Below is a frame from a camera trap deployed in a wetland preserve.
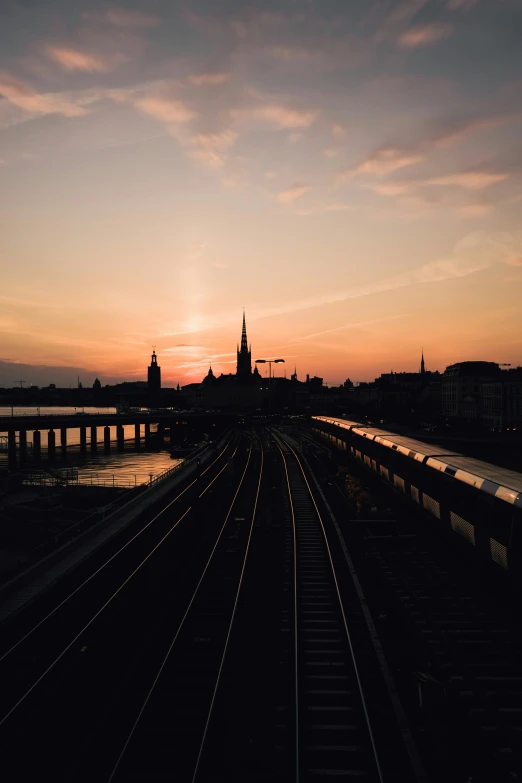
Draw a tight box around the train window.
[490,538,508,569]
[423,493,441,519]
[450,512,475,545]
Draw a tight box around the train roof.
[312,416,522,506]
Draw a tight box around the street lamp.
[255,358,285,447]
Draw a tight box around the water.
[0,407,181,485]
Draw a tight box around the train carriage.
[312,416,522,586]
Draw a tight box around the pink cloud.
[46,46,118,73]
[188,72,231,87]
[276,184,311,203]
[341,147,424,179]
[398,23,453,48]
[188,130,238,168]
[506,256,522,267]
[432,114,515,148]
[133,95,196,124]
[235,104,318,129]
[426,171,508,190]
[332,123,345,137]
[367,182,410,196]
[0,73,86,117]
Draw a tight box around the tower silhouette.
[236,310,252,382]
[148,350,161,402]
[420,349,425,375]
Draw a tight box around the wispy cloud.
[0,73,87,118]
[366,182,410,196]
[292,315,406,343]
[339,147,424,181]
[276,184,311,203]
[332,123,346,137]
[45,46,119,73]
[235,104,318,129]
[188,130,238,168]
[425,171,508,190]
[188,72,231,86]
[293,201,352,216]
[506,256,522,267]
[248,231,516,322]
[398,23,453,48]
[133,95,196,124]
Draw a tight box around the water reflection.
[0,407,183,485]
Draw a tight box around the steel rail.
[191,438,264,782]
[107,438,256,782]
[280,438,301,783]
[0,505,192,729]
[0,433,236,665]
[274,431,385,783]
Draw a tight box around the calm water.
[0,407,181,485]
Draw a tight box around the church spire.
[236,309,252,382]
[241,309,248,353]
[420,348,425,375]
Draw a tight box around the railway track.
[0,432,246,780]
[274,431,420,782]
[304,426,522,782]
[95,434,264,782]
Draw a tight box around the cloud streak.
[276,184,311,203]
[398,23,453,48]
[46,46,119,73]
[0,73,87,118]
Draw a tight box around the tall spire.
[420,348,425,375]
[236,309,252,382]
[241,309,248,353]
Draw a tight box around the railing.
[1,434,229,589]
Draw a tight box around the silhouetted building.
[147,350,161,403]
[93,378,101,390]
[236,310,252,383]
[442,361,501,422]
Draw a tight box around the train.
[311,416,522,585]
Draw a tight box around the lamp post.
[255,358,285,448]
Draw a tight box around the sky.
[1,0,521,388]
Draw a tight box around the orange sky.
[1,1,521,387]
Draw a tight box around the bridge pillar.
[80,426,87,453]
[48,429,56,459]
[157,423,165,442]
[134,423,140,449]
[144,422,151,444]
[19,429,27,462]
[7,430,17,471]
[104,426,111,451]
[90,426,97,451]
[170,425,177,443]
[33,430,41,460]
[60,427,67,451]
[117,424,125,450]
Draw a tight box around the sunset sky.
[1,0,521,387]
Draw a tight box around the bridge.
[0,411,232,468]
